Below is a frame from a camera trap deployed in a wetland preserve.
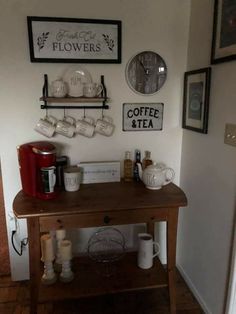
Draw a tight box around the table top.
[13,181,187,219]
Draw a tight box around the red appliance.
[17,141,57,200]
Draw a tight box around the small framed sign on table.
[27,16,121,63]
[123,103,164,131]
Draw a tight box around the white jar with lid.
[51,78,67,97]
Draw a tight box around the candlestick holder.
[59,239,74,283]
[59,259,74,283]
[40,234,57,285]
[54,229,66,273]
[41,260,57,285]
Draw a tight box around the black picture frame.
[211,0,236,64]
[27,16,122,63]
[182,67,211,134]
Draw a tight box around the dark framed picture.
[182,68,211,134]
[27,16,121,63]
[211,0,236,64]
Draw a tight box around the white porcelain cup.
[34,115,57,138]
[64,166,81,192]
[51,79,67,97]
[76,117,95,138]
[95,116,115,137]
[137,233,160,269]
[83,83,103,97]
[55,116,75,138]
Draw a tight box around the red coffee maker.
[17,141,57,200]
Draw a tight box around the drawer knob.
[104,215,111,224]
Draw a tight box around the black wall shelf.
[40,74,109,110]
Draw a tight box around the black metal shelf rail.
[40,74,109,110]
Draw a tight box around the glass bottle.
[142,151,153,169]
[133,149,142,181]
[124,151,133,182]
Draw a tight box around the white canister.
[63,166,81,192]
[137,233,160,269]
[51,79,67,98]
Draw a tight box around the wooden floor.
[0,269,204,314]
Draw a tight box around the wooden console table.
[13,181,187,314]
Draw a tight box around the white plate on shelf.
[63,67,93,97]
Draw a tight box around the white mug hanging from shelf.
[34,114,57,138]
[83,82,103,98]
[50,78,68,97]
[95,115,115,137]
[76,114,95,138]
[55,111,75,138]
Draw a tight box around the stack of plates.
[63,67,93,97]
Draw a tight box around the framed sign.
[182,67,211,134]
[211,0,236,64]
[123,103,164,131]
[27,16,121,63]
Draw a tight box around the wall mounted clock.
[125,51,167,95]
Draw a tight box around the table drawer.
[39,208,168,232]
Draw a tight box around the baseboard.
[177,263,212,314]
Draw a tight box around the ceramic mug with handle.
[76,117,95,138]
[137,233,160,269]
[95,116,115,137]
[55,116,75,138]
[34,115,57,138]
[83,83,103,97]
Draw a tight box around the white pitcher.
[137,233,160,269]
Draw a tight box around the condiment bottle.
[142,151,153,169]
[133,149,142,181]
[124,151,133,182]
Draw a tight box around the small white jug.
[137,233,160,269]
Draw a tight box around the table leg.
[147,221,155,237]
[167,208,179,314]
[27,217,41,314]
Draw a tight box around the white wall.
[0,0,190,280]
[178,1,236,314]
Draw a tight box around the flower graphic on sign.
[102,34,114,51]
[37,32,49,51]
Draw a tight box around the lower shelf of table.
[39,252,168,302]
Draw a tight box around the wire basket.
[87,227,126,275]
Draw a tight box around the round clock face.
[125,51,167,95]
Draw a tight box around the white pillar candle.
[41,234,54,262]
[59,240,72,261]
[56,229,66,241]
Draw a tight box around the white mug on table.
[137,233,160,269]
[64,166,81,192]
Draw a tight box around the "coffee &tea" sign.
[122,103,164,131]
